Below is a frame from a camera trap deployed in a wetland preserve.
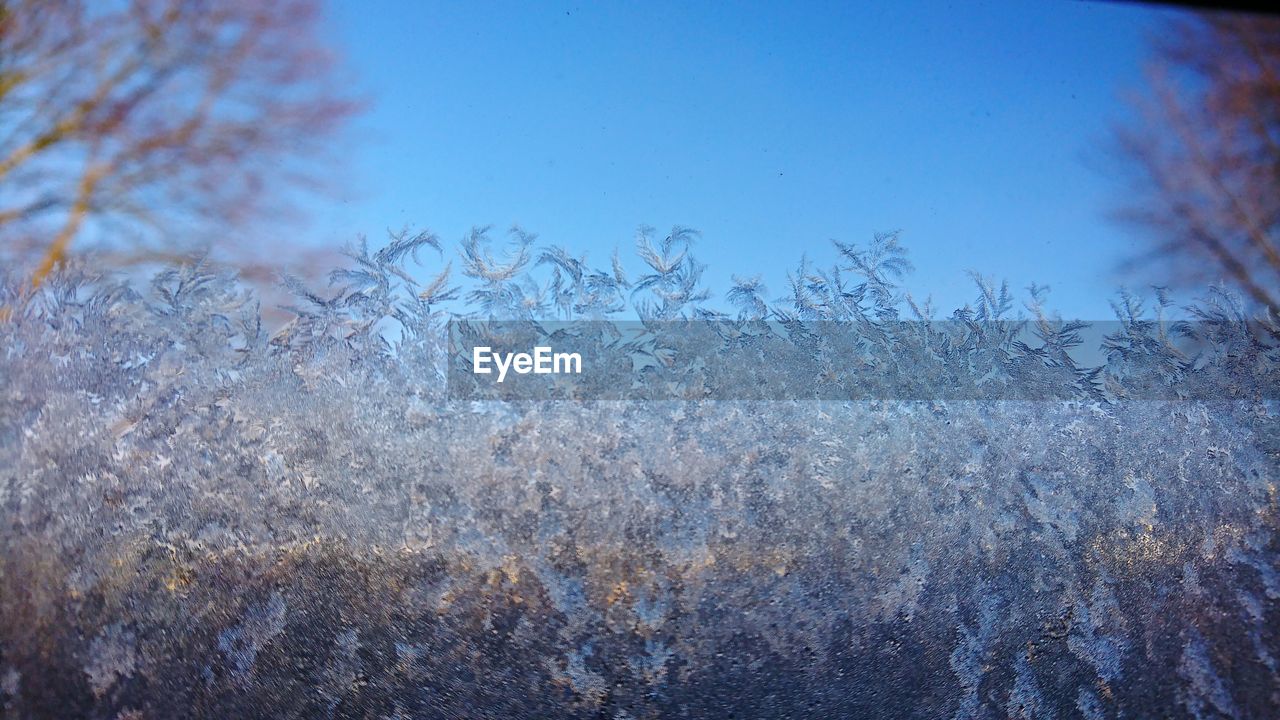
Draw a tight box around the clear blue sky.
[313,0,1188,318]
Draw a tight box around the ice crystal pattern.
[1,226,1278,718]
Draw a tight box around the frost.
[1067,573,1130,684]
[217,593,287,680]
[949,588,1000,720]
[1006,654,1050,720]
[1076,688,1105,720]
[0,230,1278,716]
[1180,628,1240,720]
[84,624,138,697]
[1,667,18,702]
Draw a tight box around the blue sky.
[314,0,1187,318]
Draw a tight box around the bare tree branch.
[1113,12,1280,310]
[0,0,360,290]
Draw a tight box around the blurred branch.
[1113,12,1280,310]
[0,0,361,292]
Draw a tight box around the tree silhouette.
[0,0,359,288]
[1114,11,1280,311]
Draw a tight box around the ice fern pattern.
[0,227,1278,718]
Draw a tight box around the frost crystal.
[0,232,1277,717]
